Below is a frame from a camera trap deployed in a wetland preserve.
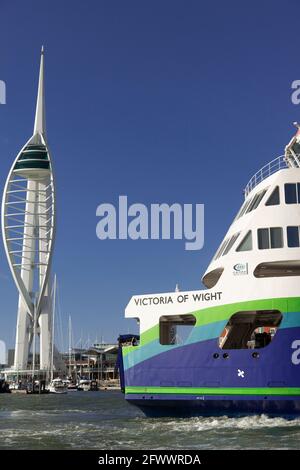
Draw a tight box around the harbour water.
[0,391,300,449]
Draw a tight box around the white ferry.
[118,124,300,416]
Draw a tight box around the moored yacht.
[77,379,92,391]
[119,124,300,416]
[48,378,68,394]
[64,379,78,391]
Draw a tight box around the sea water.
[0,391,299,450]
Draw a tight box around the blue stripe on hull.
[124,327,300,388]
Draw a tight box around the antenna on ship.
[175,284,180,292]
[285,122,300,168]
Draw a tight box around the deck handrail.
[244,155,288,197]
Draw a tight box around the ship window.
[240,198,253,217]
[202,267,224,288]
[246,189,267,213]
[246,195,259,213]
[258,227,283,249]
[234,196,253,221]
[223,232,240,256]
[219,239,230,257]
[287,226,300,247]
[285,183,300,204]
[234,200,247,221]
[271,227,283,248]
[236,231,252,252]
[159,314,196,345]
[234,203,244,221]
[214,243,223,260]
[219,310,282,350]
[254,261,300,277]
[214,238,229,260]
[266,186,280,206]
[239,198,252,217]
[257,228,269,249]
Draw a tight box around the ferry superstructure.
[119,125,300,415]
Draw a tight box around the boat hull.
[126,393,300,417]
[121,297,300,416]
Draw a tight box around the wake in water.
[0,393,300,450]
[152,414,300,431]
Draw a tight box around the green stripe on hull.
[125,386,300,396]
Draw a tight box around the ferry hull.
[126,394,300,417]
[123,326,300,387]
[121,298,300,416]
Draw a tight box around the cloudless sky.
[0,0,300,350]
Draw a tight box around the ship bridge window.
[219,310,282,350]
[214,238,228,260]
[266,186,280,206]
[239,198,252,217]
[246,189,267,213]
[159,314,196,345]
[285,183,300,204]
[214,232,240,260]
[234,189,268,222]
[234,198,252,221]
[258,227,283,249]
[287,226,300,247]
[222,232,240,256]
[236,230,252,252]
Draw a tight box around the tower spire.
[33,46,46,137]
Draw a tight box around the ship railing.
[244,155,288,197]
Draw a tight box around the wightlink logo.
[96,196,204,251]
[233,263,248,275]
[0,80,6,104]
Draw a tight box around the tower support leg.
[13,179,36,370]
[39,291,51,370]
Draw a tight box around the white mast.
[68,316,72,378]
[50,274,57,381]
[32,299,37,380]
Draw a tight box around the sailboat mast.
[68,315,72,378]
[31,299,37,381]
[50,274,57,381]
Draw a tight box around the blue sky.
[0,0,300,349]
